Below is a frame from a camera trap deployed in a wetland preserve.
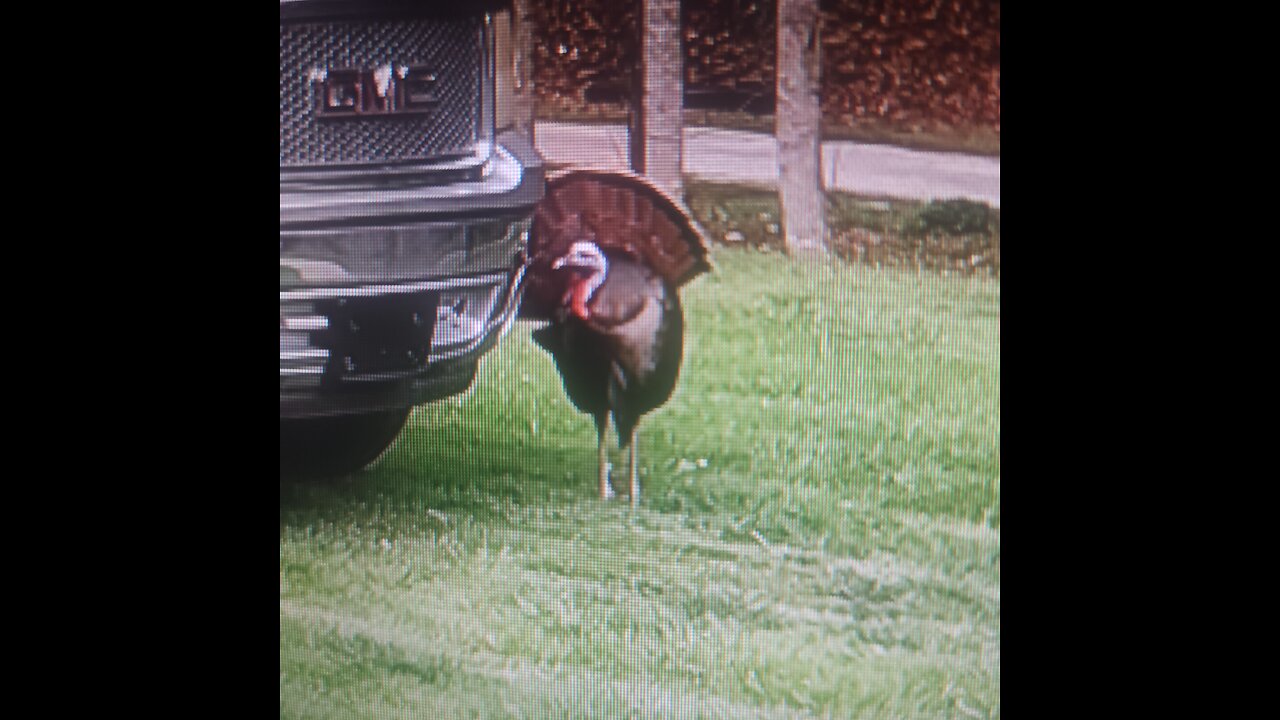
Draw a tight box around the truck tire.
[280,408,411,478]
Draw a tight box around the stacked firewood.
[531,0,1000,132]
[533,0,638,109]
[683,0,775,98]
[821,0,1000,130]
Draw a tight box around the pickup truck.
[280,0,543,475]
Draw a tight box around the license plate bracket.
[314,290,439,382]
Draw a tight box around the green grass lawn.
[280,247,1001,719]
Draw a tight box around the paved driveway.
[535,121,1001,208]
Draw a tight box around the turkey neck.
[569,257,609,320]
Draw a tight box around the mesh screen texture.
[280,16,484,166]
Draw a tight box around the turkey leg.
[628,427,640,506]
[596,413,615,500]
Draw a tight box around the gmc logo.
[310,64,439,117]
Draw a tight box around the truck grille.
[280,15,487,167]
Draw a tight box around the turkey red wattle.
[566,276,596,321]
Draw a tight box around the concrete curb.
[534,121,1001,208]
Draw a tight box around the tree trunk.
[776,0,825,257]
[511,0,537,143]
[629,0,684,198]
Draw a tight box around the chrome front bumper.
[279,261,527,419]
[281,262,527,376]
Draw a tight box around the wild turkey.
[523,170,711,503]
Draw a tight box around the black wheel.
[280,408,411,479]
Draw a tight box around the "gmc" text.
[311,64,439,117]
